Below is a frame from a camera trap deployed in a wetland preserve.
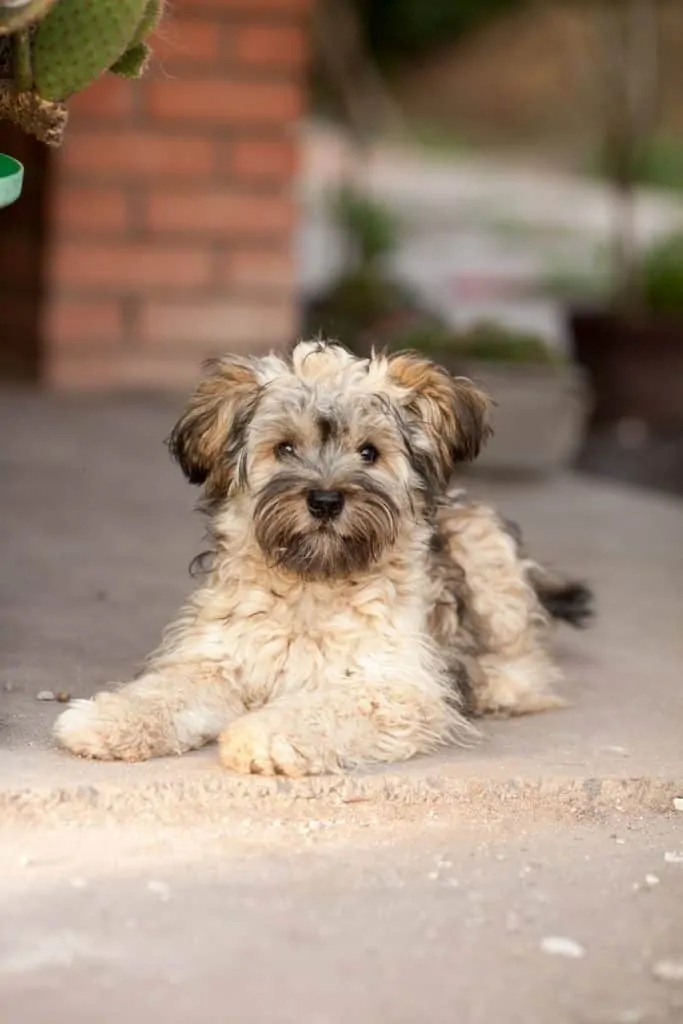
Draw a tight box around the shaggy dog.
[54,340,592,776]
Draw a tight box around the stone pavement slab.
[1,392,682,826]
[2,815,683,1024]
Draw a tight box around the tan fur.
[54,341,568,775]
[430,491,564,716]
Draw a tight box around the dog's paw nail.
[219,720,310,777]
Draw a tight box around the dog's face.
[168,341,491,579]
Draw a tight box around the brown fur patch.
[387,352,493,484]
[167,356,261,503]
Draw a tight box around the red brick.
[181,0,310,9]
[220,249,295,291]
[120,354,213,388]
[139,299,295,347]
[52,187,130,233]
[49,242,212,291]
[143,78,302,125]
[145,189,296,236]
[153,19,221,64]
[46,353,125,389]
[44,298,123,349]
[47,352,205,389]
[232,25,308,68]
[62,131,215,179]
[67,77,135,120]
[227,137,299,179]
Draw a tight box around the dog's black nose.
[307,489,345,520]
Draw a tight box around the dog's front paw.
[54,695,118,759]
[53,691,160,762]
[219,714,317,777]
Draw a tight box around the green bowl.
[0,154,24,209]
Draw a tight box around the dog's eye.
[358,444,379,464]
[275,441,296,459]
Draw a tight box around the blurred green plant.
[453,321,563,364]
[356,0,526,67]
[393,320,564,364]
[543,232,683,317]
[332,184,399,269]
[593,136,683,194]
[305,185,562,364]
[640,232,683,315]
[304,184,433,342]
[539,255,614,306]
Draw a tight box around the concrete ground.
[1,392,683,1022]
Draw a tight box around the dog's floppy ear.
[167,356,260,492]
[386,352,492,484]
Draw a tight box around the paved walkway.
[1,393,682,1022]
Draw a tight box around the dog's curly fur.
[54,340,593,775]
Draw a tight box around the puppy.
[54,340,592,775]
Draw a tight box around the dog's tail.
[527,564,595,629]
[497,513,595,628]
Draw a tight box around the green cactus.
[130,0,164,48]
[110,0,165,80]
[0,0,166,145]
[110,41,150,79]
[32,0,148,101]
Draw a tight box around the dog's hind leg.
[435,497,565,717]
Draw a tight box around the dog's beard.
[253,472,401,579]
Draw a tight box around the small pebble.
[652,958,683,982]
[664,851,683,864]
[55,691,71,703]
[36,690,55,702]
[18,854,32,867]
[614,838,626,846]
[673,797,683,812]
[645,873,660,887]
[147,879,171,902]
[540,936,586,959]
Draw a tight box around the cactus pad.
[33,0,148,101]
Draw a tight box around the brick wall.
[40,0,310,388]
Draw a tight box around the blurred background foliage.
[355,0,526,67]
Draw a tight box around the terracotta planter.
[451,360,592,475]
[568,309,683,431]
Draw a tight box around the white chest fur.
[167,537,433,708]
